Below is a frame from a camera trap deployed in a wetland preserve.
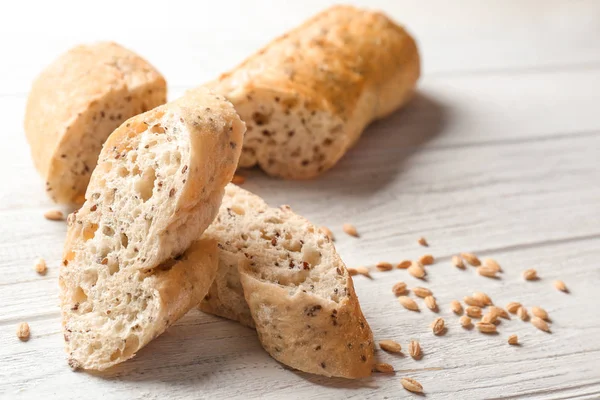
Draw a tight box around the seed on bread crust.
[379,339,402,353]
[342,223,359,237]
[44,209,64,221]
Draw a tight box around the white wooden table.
[1,1,599,398]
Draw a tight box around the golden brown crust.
[24,42,166,204]
[206,5,420,178]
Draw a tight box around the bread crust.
[24,42,166,204]
[200,184,374,378]
[205,5,420,178]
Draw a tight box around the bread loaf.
[25,42,166,204]
[200,184,374,378]
[204,5,420,179]
[60,89,245,370]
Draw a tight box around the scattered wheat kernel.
[17,322,30,341]
[506,302,522,314]
[554,280,568,292]
[418,237,428,247]
[461,252,481,266]
[477,266,498,278]
[398,296,419,311]
[408,262,426,279]
[517,306,529,321]
[34,258,47,275]
[424,295,438,311]
[342,223,359,237]
[320,226,334,241]
[408,340,422,359]
[464,296,485,307]
[231,174,246,185]
[460,315,472,327]
[419,254,434,265]
[523,269,538,280]
[531,306,549,321]
[392,281,408,296]
[473,291,493,306]
[489,306,510,319]
[376,261,393,271]
[450,300,463,314]
[412,287,432,298]
[379,340,402,353]
[431,317,445,335]
[44,209,64,221]
[466,306,482,318]
[374,362,395,373]
[476,322,497,333]
[355,266,370,277]
[397,260,412,269]
[508,334,519,345]
[452,255,465,269]
[347,268,358,276]
[481,313,498,324]
[401,377,423,393]
[531,316,551,332]
[482,258,502,273]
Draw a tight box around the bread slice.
[24,42,167,204]
[61,239,218,370]
[60,89,245,370]
[204,5,419,179]
[200,184,374,378]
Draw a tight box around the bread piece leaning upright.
[60,89,245,370]
[200,184,374,378]
[204,5,420,179]
[25,42,167,204]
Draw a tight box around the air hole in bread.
[109,349,122,362]
[282,239,302,252]
[241,233,249,240]
[302,246,321,266]
[265,216,282,224]
[150,124,165,134]
[252,112,270,126]
[82,269,98,287]
[135,167,156,202]
[117,166,129,177]
[230,205,245,215]
[120,233,129,248]
[83,223,98,241]
[122,335,139,359]
[132,165,141,176]
[102,225,115,237]
[72,286,87,304]
[108,261,119,276]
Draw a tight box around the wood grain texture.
[1,1,600,399]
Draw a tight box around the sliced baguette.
[61,239,218,370]
[25,42,167,204]
[200,184,374,378]
[60,89,245,370]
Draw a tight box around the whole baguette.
[25,42,166,204]
[204,5,420,179]
[200,184,374,378]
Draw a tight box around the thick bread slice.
[25,42,167,204]
[64,88,245,273]
[60,89,244,370]
[200,184,374,378]
[60,238,218,370]
[204,5,420,179]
